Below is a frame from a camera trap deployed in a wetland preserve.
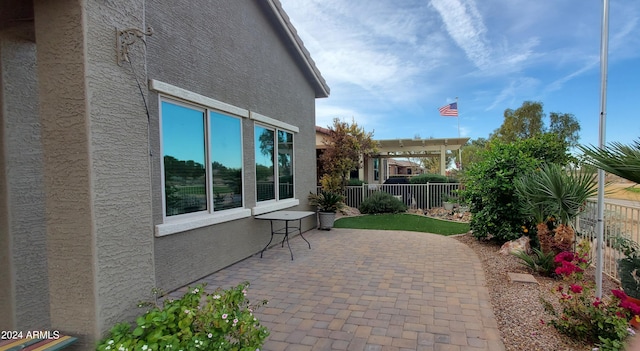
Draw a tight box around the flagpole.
[595,0,609,299]
[457,97,462,170]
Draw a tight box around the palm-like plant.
[515,172,555,253]
[544,164,598,252]
[580,140,640,184]
[516,163,598,253]
[308,191,345,213]
[581,140,640,298]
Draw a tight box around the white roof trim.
[265,0,329,98]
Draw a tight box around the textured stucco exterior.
[0,0,326,347]
[147,0,319,291]
[0,25,50,332]
[34,2,98,342]
[32,0,156,345]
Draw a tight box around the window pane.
[162,101,207,216]
[255,126,275,201]
[210,112,243,210]
[278,130,294,199]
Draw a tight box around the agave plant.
[516,163,598,253]
[512,247,557,276]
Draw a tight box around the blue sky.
[279,0,640,148]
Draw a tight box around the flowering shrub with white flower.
[96,282,268,351]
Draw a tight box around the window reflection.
[162,101,207,216]
[210,112,243,210]
[255,126,275,201]
[278,131,294,199]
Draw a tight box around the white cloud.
[279,0,640,146]
[486,77,539,111]
[544,59,598,93]
[430,0,491,69]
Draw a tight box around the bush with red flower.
[542,244,638,351]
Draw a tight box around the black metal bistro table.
[255,210,314,260]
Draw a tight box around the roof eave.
[262,0,330,98]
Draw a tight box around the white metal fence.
[576,199,640,281]
[323,183,462,210]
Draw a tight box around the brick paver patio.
[179,228,505,351]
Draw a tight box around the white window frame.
[151,80,251,237]
[250,112,299,215]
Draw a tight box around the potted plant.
[441,193,456,211]
[308,191,345,230]
[613,236,640,301]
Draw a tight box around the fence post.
[426,182,430,209]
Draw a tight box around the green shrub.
[461,135,570,242]
[359,192,407,214]
[347,178,364,186]
[461,141,538,241]
[96,282,269,351]
[409,173,449,184]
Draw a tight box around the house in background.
[315,127,467,183]
[0,0,328,347]
[387,159,425,178]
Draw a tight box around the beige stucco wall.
[34,0,155,346]
[146,0,319,292]
[0,24,51,331]
[34,2,97,341]
[84,0,156,334]
[1,0,323,346]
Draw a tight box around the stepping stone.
[507,272,539,284]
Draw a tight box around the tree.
[492,101,544,142]
[418,156,441,174]
[491,101,580,147]
[460,138,489,169]
[549,112,581,148]
[319,118,377,192]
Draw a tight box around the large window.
[374,158,380,181]
[162,99,243,218]
[278,130,294,200]
[255,125,294,202]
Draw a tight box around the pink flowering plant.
[96,282,269,351]
[541,244,637,350]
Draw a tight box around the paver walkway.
[180,229,505,351]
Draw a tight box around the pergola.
[366,137,469,181]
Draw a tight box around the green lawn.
[625,186,640,194]
[334,213,470,236]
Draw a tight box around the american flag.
[438,102,458,117]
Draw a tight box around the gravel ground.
[453,233,622,351]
